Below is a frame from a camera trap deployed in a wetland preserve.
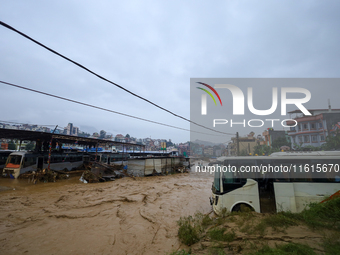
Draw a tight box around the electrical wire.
[0,20,233,136]
[0,80,234,137]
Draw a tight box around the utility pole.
[47,125,58,171]
[236,132,240,156]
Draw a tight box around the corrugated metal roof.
[0,128,143,148]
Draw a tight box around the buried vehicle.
[2,151,84,179]
[210,151,340,214]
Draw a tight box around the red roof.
[288,109,340,114]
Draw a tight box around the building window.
[320,135,325,141]
[319,122,323,129]
[290,127,295,131]
[303,123,308,130]
[304,135,310,143]
[311,135,317,142]
[310,123,316,130]
[298,136,303,144]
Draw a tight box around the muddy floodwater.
[0,167,213,255]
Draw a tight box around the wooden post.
[122,144,124,165]
[95,143,98,162]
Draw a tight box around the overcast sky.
[1,0,340,143]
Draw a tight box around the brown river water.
[0,166,213,255]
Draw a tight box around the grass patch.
[246,242,317,255]
[207,247,227,255]
[234,209,303,235]
[177,210,233,246]
[235,211,256,224]
[214,208,229,225]
[177,215,201,246]
[177,212,217,245]
[208,227,236,242]
[201,214,214,228]
[322,238,340,255]
[252,197,340,234]
[255,211,301,234]
[234,211,256,232]
[233,211,258,234]
[301,197,340,230]
[175,197,340,254]
[167,249,194,255]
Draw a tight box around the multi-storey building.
[64,123,79,136]
[228,132,258,156]
[287,108,340,149]
[202,146,212,156]
[115,134,125,142]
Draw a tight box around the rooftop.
[288,109,340,114]
[0,128,143,148]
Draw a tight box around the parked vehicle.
[2,151,84,178]
[211,151,340,214]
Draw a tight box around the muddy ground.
[0,167,331,255]
[0,168,212,255]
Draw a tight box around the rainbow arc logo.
[196,82,222,106]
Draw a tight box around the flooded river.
[0,167,213,255]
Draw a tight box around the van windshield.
[6,155,22,168]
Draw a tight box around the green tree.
[271,136,290,149]
[239,149,248,156]
[25,142,35,151]
[125,134,130,138]
[323,130,340,150]
[302,145,321,151]
[8,140,16,150]
[253,144,279,155]
[292,143,303,151]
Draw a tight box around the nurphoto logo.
[195,81,312,129]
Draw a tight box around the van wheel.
[232,204,254,212]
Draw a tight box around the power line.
[0,20,231,136]
[0,80,234,136]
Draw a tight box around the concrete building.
[262,128,288,147]
[178,142,190,156]
[64,123,79,136]
[115,134,125,142]
[287,108,340,149]
[203,146,213,156]
[228,132,258,156]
